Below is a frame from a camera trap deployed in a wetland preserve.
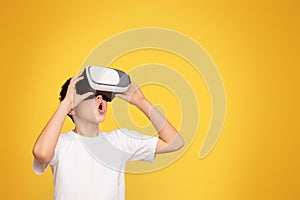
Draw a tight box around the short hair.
[59,78,74,123]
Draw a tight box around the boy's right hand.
[61,72,94,113]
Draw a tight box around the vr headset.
[76,66,131,102]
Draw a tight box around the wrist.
[59,100,72,115]
[135,98,152,111]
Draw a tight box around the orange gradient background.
[0,0,299,199]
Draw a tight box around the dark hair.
[59,78,74,123]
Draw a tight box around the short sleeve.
[118,128,159,163]
[32,135,62,175]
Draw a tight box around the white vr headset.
[76,66,131,102]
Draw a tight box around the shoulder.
[56,130,78,144]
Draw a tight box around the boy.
[32,71,184,200]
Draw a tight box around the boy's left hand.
[115,82,145,106]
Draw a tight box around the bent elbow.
[156,133,185,154]
[174,136,185,151]
[32,147,53,164]
[178,137,185,150]
[169,133,184,152]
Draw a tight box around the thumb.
[115,93,125,99]
[82,92,94,99]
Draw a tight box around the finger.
[115,94,123,98]
[75,76,84,83]
[82,92,94,99]
[70,74,84,86]
[71,72,83,82]
[119,91,128,96]
[128,84,138,92]
[130,81,138,88]
[115,94,126,100]
[74,71,83,78]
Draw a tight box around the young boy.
[32,71,184,200]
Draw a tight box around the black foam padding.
[114,68,131,87]
[75,68,94,95]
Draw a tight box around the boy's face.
[72,94,107,123]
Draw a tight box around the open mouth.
[98,102,105,114]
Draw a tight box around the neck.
[73,120,100,138]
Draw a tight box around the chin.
[98,118,106,123]
[96,114,106,123]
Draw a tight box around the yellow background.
[0,0,299,199]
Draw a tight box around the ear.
[68,109,75,116]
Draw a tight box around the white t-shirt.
[33,128,158,200]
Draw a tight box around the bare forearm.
[116,82,184,153]
[32,101,70,163]
[135,98,179,143]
